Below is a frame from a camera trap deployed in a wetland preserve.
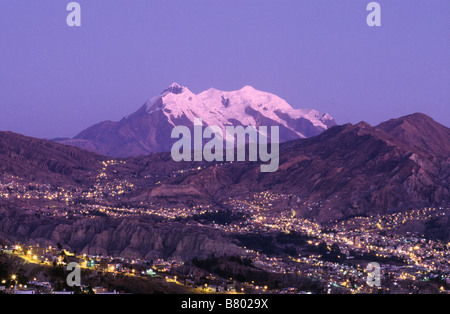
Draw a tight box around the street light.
[11,274,17,290]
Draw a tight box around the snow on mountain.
[145,83,206,123]
[144,83,335,138]
[57,83,336,157]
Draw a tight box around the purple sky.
[0,0,449,139]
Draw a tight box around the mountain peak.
[377,113,443,130]
[403,112,435,122]
[377,113,440,128]
[162,82,185,95]
[240,85,257,92]
[377,113,450,157]
[354,121,372,129]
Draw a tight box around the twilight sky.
[0,0,449,139]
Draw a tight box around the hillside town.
[1,186,448,294]
[1,160,449,294]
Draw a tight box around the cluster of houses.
[0,243,187,294]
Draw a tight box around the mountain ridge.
[147,113,449,221]
[0,131,105,185]
[1,113,448,221]
[0,113,448,258]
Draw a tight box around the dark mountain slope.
[151,114,449,221]
[0,131,105,185]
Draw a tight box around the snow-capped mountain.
[56,83,336,157]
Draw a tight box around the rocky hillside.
[0,204,244,260]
